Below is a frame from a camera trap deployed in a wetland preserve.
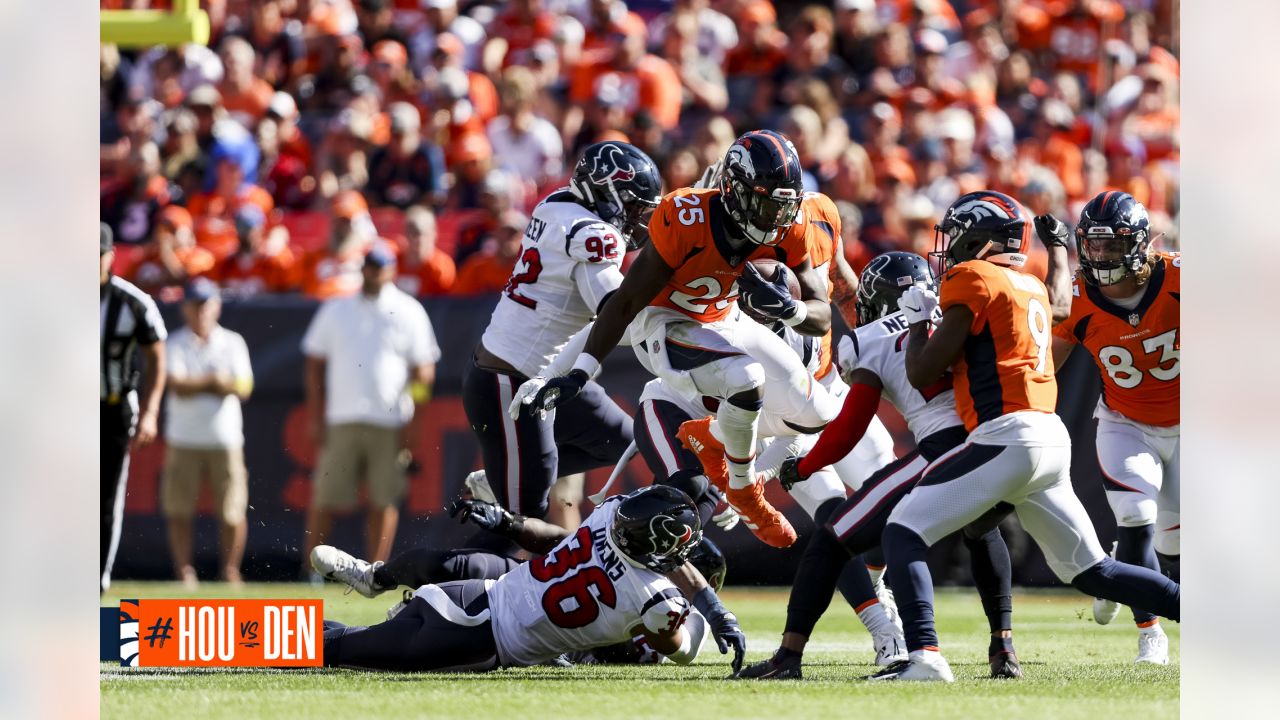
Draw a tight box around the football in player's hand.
[739,260,800,325]
[745,260,801,299]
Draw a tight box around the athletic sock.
[857,601,893,636]
[1115,525,1159,625]
[988,634,1016,657]
[883,523,938,652]
[866,564,886,588]
[713,400,760,489]
[963,526,1013,635]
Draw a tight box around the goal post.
[100,0,210,48]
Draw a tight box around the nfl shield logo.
[1128,312,1140,327]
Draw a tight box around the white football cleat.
[310,545,386,598]
[873,627,908,666]
[1135,625,1170,665]
[867,649,955,682]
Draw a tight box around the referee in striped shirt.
[100,223,167,593]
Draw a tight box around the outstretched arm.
[447,498,569,555]
[781,368,884,488]
[1033,214,1074,325]
[581,244,674,363]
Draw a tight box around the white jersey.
[487,498,692,667]
[836,310,963,441]
[480,190,627,378]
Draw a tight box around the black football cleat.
[989,650,1023,679]
[864,658,911,680]
[734,649,803,680]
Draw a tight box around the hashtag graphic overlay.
[144,616,174,649]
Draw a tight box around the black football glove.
[1033,214,1071,248]
[692,587,747,674]
[737,264,799,323]
[447,497,519,536]
[532,369,589,413]
[778,456,809,492]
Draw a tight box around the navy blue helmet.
[718,129,805,246]
[1075,190,1153,286]
[933,190,1031,271]
[856,251,934,326]
[611,485,702,575]
[569,142,663,250]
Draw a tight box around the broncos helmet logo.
[586,143,637,185]
[724,144,756,180]
[648,514,694,557]
[946,197,1014,230]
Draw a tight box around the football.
[746,259,801,299]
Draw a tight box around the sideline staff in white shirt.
[162,278,254,587]
[301,246,441,568]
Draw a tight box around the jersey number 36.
[529,526,618,629]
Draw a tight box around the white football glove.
[897,286,939,325]
[712,506,740,531]
[508,376,549,420]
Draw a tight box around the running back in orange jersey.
[647,187,811,323]
[938,259,1058,431]
[1054,253,1180,427]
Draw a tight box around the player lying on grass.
[318,485,748,672]
[313,491,729,665]
[736,251,1022,681]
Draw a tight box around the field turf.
[101,582,1178,720]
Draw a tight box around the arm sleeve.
[640,588,691,637]
[797,381,882,478]
[938,265,990,334]
[300,301,333,358]
[1052,281,1082,343]
[573,262,624,314]
[541,322,594,378]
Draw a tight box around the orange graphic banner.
[129,599,323,667]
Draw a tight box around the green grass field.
[101,582,1177,720]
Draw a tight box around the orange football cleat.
[677,417,797,549]
[678,417,730,493]
[724,481,797,549]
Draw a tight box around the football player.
[463,142,661,520]
[527,130,841,549]
[738,252,1021,680]
[871,191,1180,681]
[1038,191,1181,664]
[321,485,748,672]
[311,493,729,666]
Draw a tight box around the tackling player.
[528,130,840,549]
[463,142,661,520]
[1039,191,1181,664]
[738,252,1021,680]
[872,191,1180,681]
[321,485,747,672]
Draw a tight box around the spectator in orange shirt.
[368,39,420,110]
[214,205,300,298]
[488,0,559,69]
[446,133,497,211]
[566,12,682,144]
[1024,99,1085,200]
[452,210,527,297]
[188,153,275,262]
[394,206,456,298]
[301,190,382,300]
[1124,64,1179,162]
[127,206,217,296]
[217,36,275,127]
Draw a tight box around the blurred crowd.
[101,0,1180,300]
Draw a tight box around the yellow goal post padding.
[100,0,210,48]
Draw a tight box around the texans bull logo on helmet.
[587,143,639,185]
[649,515,695,557]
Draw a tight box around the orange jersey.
[939,260,1059,431]
[782,192,842,380]
[648,187,809,325]
[1054,253,1180,427]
